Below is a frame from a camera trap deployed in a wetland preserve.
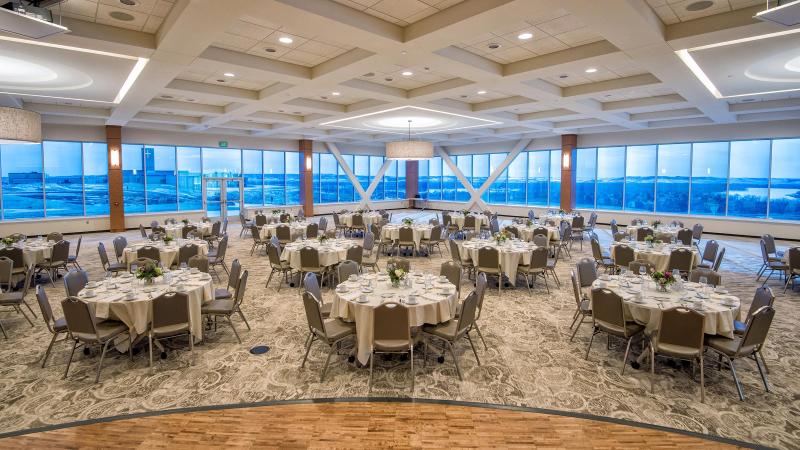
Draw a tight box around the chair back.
[747,287,774,323]
[570,270,583,308]
[303,272,322,300]
[0,256,11,288]
[36,285,55,330]
[692,223,703,240]
[255,214,267,226]
[588,212,598,228]
[477,246,499,270]
[50,240,70,263]
[306,223,319,238]
[280,213,290,223]
[178,243,199,265]
[739,306,775,353]
[429,225,443,243]
[227,259,241,291]
[788,247,800,272]
[610,221,618,235]
[139,224,148,238]
[352,214,364,227]
[656,307,705,353]
[590,238,604,262]
[398,226,414,243]
[318,217,328,231]
[0,246,23,270]
[591,288,626,330]
[221,219,228,234]
[363,232,375,252]
[137,245,161,262]
[332,213,341,226]
[463,215,476,230]
[576,257,597,287]
[449,240,463,264]
[346,245,363,264]
[713,247,726,271]
[112,236,127,260]
[762,234,777,254]
[636,227,654,241]
[676,228,693,245]
[489,218,500,234]
[505,226,519,239]
[614,244,635,269]
[571,216,584,229]
[533,227,548,237]
[233,270,248,309]
[667,248,694,273]
[276,225,291,242]
[131,257,156,272]
[302,292,326,337]
[628,259,655,275]
[181,225,197,239]
[456,291,479,335]
[611,231,626,242]
[387,257,410,272]
[299,246,321,269]
[47,232,63,242]
[188,255,209,272]
[215,235,228,261]
[759,239,771,264]
[530,246,548,270]
[338,260,359,283]
[211,221,221,237]
[151,226,166,236]
[267,242,283,267]
[373,301,410,348]
[442,213,452,227]
[64,270,89,297]
[532,234,548,248]
[688,268,721,286]
[151,292,190,331]
[73,236,82,257]
[61,296,97,339]
[528,209,536,220]
[97,242,112,269]
[439,261,461,289]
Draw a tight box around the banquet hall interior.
[0,0,799,448]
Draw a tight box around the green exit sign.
[219,140,228,148]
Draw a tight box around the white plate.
[356,297,370,303]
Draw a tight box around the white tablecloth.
[259,222,308,240]
[626,225,679,241]
[281,239,357,270]
[341,213,382,227]
[450,213,488,232]
[163,222,212,239]
[331,271,457,364]
[380,224,433,247]
[518,225,560,242]
[12,242,53,266]
[458,239,539,280]
[81,270,214,343]
[590,275,741,338]
[123,239,209,269]
[610,242,699,273]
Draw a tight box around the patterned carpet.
[0,211,797,449]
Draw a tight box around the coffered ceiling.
[2,0,796,146]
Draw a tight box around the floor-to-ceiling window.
[369,156,384,201]
[319,153,338,204]
[769,138,800,221]
[575,148,596,209]
[455,155,471,202]
[655,144,690,214]
[549,150,561,207]
[507,152,527,205]
[144,145,178,212]
[83,142,109,216]
[177,146,202,211]
[242,150,263,207]
[284,152,300,205]
[264,150,286,206]
[418,159,429,198]
[625,145,656,212]
[527,150,550,206]
[122,144,146,214]
[487,153,508,204]
[596,146,625,210]
[728,140,769,219]
[44,141,83,217]
[690,142,728,217]
[383,160,398,200]
[338,154,355,202]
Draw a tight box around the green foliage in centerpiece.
[317,235,328,243]
[525,219,533,227]
[135,262,163,283]
[181,219,189,225]
[402,217,414,226]
[493,230,510,245]
[1,236,14,247]
[461,209,471,215]
[651,271,676,287]
[386,264,406,286]
[163,235,174,244]
[644,235,654,243]
[652,220,662,228]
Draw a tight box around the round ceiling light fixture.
[331,91,341,96]
[477,90,487,94]
[686,1,714,11]
[109,11,135,21]
[0,107,41,144]
[278,36,294,44]
[518,32,533,40]
[385,120,433,161]
[585,67,598,73]
[223,72,235,77]
[401,70,413,76]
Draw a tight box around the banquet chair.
[630,218,642,226]
[137,245,161,264]
[255,214,267,227]
[275,224,292,245]
[249,225,268,256]
[420,225,445,257]
[613,244,635,274]
[370,301,414,392]
[758,239,788,284]
[130,257,157,273]
[439,261,462,300]
[202,270,250,343]
[98,242,126,277]
[299,247,329,290]
[476,246,502,294]
[112,236,127,263]
[239,213,252,237]
[762,234,784,261]
[46,232,63,242]
[655,232,674,243]
[570,216,585,248]
[332,213,346,237]
[735,287,774,336]
[300,292,355,382]
[670,220,685,228]
[545,244,562,287]
[350,214,366,236]
[613,232,628,242]
[36,285,68,367]
[68,236,83,270]
[533,234,548,249]
[783,247,800,293]
[505,226,520,239]
[697,239,719,269]
[533,227,549,238]
[489,218,500,236]
[345,245,363,269]
[422,290,481,382]
[609,220,618,236]
[181,225,197,239]
[208,235,230,278]
[449,240,474,280]
[266,243,293,291]
[575,258,597,300]
[628,259,656,276]
[0,246,26,277]
[528,209,536,221]
[61,296,130,383]
[706,306,774,401]
[139,224,148,239]
[149,292,193,368]
[386,257,410,273]
[676,228,693,246]
[558,222,572,259]
[280,213,291,223]
[569,270,593,342]
[635,227,654,242]
[151,226,166,237]
[205,221,222,248]
[318,217,328,234]
[667,248,694,275]
[519,246,549,295]
[586,288,644,375]
[37,240,70,287]
[0,259,34,334]
[187,255,209,273]
[591,239,615,273]
[177,243,199,268]
[692,223,704,249]
[362,232,380,272]
[649,307,706,402]
[688,268,721,287]
[337,260,359,286]
[713,247,726,271]
[213,258,240,301]
[395,226,416,257]
[462,215,476,239]
[303,272,331,318]
[306,222,319,239]
[472,273,489,350]
[63,269,89,297]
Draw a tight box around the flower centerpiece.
[135,261,163,285]
[651,271,676,292]
[1,236,14,247]
[402,217,414,226]
[558,209,566,215]
[356,208,367,214]
[493,230,509,245]
[461,209,471,216]
[525,219,533,227]
[181,219,189,225]
[386,264,406,288]
[271,209,282,215]
[652,220,662,229]
[163,235,174,245]
[317,235,328,243]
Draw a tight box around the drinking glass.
[639,266,646,278]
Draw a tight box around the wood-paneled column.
[560,134,577,212]
[298,139,314,217]
[106,125,125,232]
[405,160,419,207]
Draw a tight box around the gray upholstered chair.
[667,248,695,275]
[337,260,359,286]
[628,259,655,276]
[518,246,548,294]
[586,288,644,374]
[149,292,193,367]
[734,287,774,336]
[649,307,706,402]
[300,246,329,290]
[697,240,719,268]
[215,259,240,300]
[569,270,592,342]
[266,244,292,290]
[136,245,161,264]
[439,261,462,300]
[36,285,68,367]
[688,268,721,287]
[613,244,635,273]
[476,246,502,294]
[369,301,414,392]
[112,236,127,262]
[303,272,331,319]
[422,290,481,381]
[63,269,89,298]
[676,228,693,246]
[386,257,410,273]
[300,291,355,382]
[98,242,126,277]
[201,270,250,343]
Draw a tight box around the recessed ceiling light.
[559,74,569,79]
[585,67,598,73]
[385,77,394,82]
[265,47,276,53]
[278,36,293,44]
[518,32,533,40]
[487,42,501,49]
[477,90,487,94]
[216,79,225,83]
[109,11,135,21]
[401,71,413,76]
[332,91,341,96]
[686,0,713,11]
[223,72,235,77]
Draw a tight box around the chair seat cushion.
[324,318,354,340]
[373,338,411,352]
[108,262,126,271]
[652,337,702,359]
[706,335,757,357]
[74,320,127,342]
[202,299,234,315]
[0,291,23,304]
[423,320,458,340]
[478,267,501,275]
[152,322,190,337]
[53,316,68,332]
[596,319,643,337]
[214,288,232,300]
[697,263,712,269]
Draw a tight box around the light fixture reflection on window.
[110,148,120,168]
[562,152,570,170]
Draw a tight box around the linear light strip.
[0,35,140,60]
[319,105,501,127]
[675,49,722,99]
[113,57,149,104]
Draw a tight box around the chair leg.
[41,332,59,368]
[64,340,78,379]
[475,324,488,350]
[95,340,111,383]
[368,352,374,393]
[754,352,770,392]
[757,349,770,374]
[226,316,242,343]
[238,309,251,330]
[621,337,632,375]
[585,328,596,360]
[17,305,34,327]
[148,334,153,367]
[320,341,336,382]
[699,354,705,403]
[650,344,656,394]
[447,340,463,381]
[570,316,584,342]
[22,299,36,319]
[265,270,274,288]
[727,355,745,401]
[301,333,314,368]
[466,332,481,366]
[410,346,414,393]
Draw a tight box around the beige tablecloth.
[341,213,382,227]
[259,223,308,240]
[450,213,488,232]
[610,242,699,273]
[163,222,212,239]
[589,275,740,338]
[458,239,540,280]
[627,225,679,241]
[81,270,214,343]
[281,239,356,270]
[518,226,560,242]
[380,225,433,247]
[123,239,209,269]
[331,271,457,364]
[15,242,53,266]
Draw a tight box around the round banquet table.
[626,225,679,241]
[609,242,699,273]
[449,213,488,232]
[541,213,576,224]
[331,271,458,364]
[517,225,560,242]
[79,269,214,346]
[458,238,540,281]
[259,222,308,240]
[253,212,283,224]
[10,241,54,266]
[589,274,741,338]
[163,222,212,239]
[123,238,209,269]
[380,224,433,248]
[340,213,382,227]
[280,238,357,270]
